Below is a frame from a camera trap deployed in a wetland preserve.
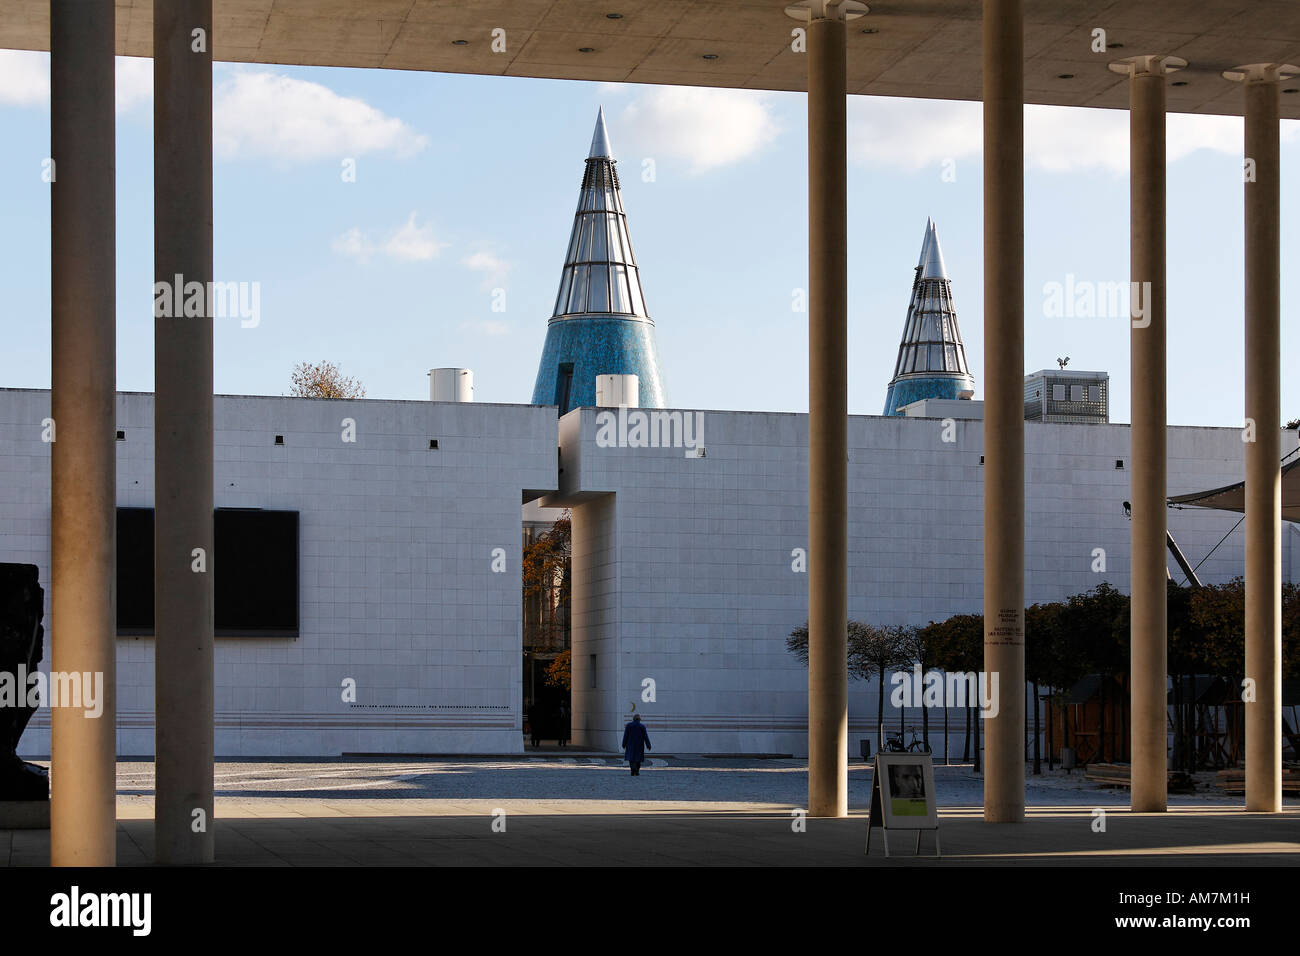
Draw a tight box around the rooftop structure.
[1024,368,1111,424]
[531,108,666,415]
[882,219,975,415]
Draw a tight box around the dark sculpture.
[0,563,49,801]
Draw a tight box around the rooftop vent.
[429,368,474,403]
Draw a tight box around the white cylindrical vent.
[596,373,638,408]
[429,368,474,402]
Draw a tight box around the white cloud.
[848,96,1300,175]
[331,227,373,262]
[619,86,782,173]
[385,212,446,261]
[0,51,150,114]
[460,249,511,289]
[1026,107,1268,173]
[114,56,151,114]
[214,70,428,161]
[0,50,48,107]
[332,212,447,264]
[460,318,509,336]
[1024,105,1128,173]
[849,96,983,170]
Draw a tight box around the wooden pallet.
[1084,763,1196,793]
[1216,767,1300,795]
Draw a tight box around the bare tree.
[289,360,366,399]
[787,620,908,750]
[855,623,910,750]
[897,624,935,752]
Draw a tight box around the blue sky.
[1,49,1297,425]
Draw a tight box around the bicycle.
[883,729,932,754]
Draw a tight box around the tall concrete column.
[982,0,1025,823]
[49,0,117,867]
[1110,54,1185,814]
[788,0,863,817]
[806,6,848,819]
[1225,62,1295,813]
[154,0,215,863]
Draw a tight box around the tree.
[855,623,910,748]
[897,624,936,752]
[1024,602,1064,774]
[1167,580,1202,772]
[523,514,571,653]
[1057,582,1129,762]
[289,360,366,399]
[786,619,908,748]
[1282,582,1300,679]
[544,649,571,691]
[1188,578,1245,678]
[924,613,983,766]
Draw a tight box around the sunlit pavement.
[3,758,1297,866]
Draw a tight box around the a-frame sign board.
[865,752,941,858]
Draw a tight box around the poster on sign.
[881,754,936,826]
[866,753,940,857]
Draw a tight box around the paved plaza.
[4,757,1297,867]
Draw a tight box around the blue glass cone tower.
[531,108,666,415]
[882,218,975,415]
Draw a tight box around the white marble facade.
[3,389,555,757]
[546,407,1291,756]
[1,388,1286,757]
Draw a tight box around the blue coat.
[622,720,651,763]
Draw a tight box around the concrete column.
[806,8,848,819]
[1225,62,1295,812]
[1111,54,1184,814]
[49,0,117,868]
[154,0,215,863]
[786,0,861,817]
[982,0,1025,823]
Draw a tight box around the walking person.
[557,701,570,748]
[622,713,651,775]
[528,704,542,749]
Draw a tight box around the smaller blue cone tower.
[531,108,666,415]
[882,218,975,415]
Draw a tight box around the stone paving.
[3,757,1298,866]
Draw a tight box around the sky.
[1,49,1298,426]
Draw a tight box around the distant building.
[531,108,666,416]
[882,219,976,415]
[1024,368,1110,423]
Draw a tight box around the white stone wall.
[549,406,1287,757]
[1,389,556,757]
[2,387,1287,759]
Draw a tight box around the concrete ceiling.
[4,1,1300,118]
